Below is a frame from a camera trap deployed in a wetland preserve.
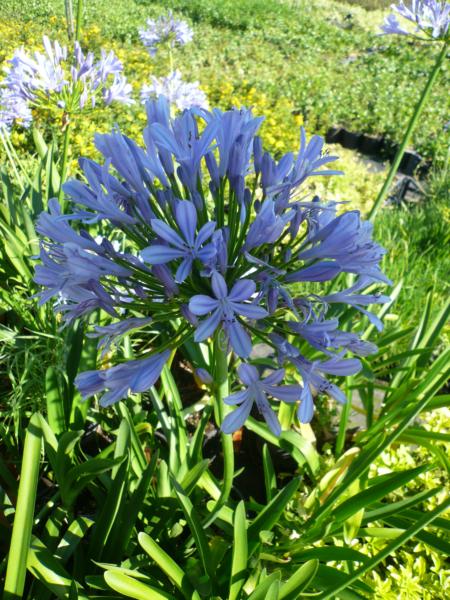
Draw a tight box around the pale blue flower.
[141,71,207,111]
[381,1,450,39]
[139,11,193,57]
[75,350,171,406]
[189,273,268,357]
[222,364,302,435]
[141,201,216,282]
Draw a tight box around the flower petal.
[263,384,302,403]
[224,389,250,405]
[228,278,256,302]
[227,320,252,358]
[298,386,314,423]
[261,369,285,385]
[238,363,259,385]
[211,271,228,299]
[175,256,193,283]
[221,398,253,434]
[141,245,184,264]
[196,221,216,247]
[176,201,197,246]
[151,218,185,248]
[194,308,222,341]
[230,301,268,320]
[189,295,219,315]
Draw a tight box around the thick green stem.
[75,0,83,41]
[204,332,234,526]
[58,120,71,206]
[4,414,42,600]
[213,332,234,501]
[368,42,448,221]
[64,0,74,40]
[335,375,353,457]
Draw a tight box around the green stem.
[64,0,74,40]
[368,42,448,221]
[75,0,83,41]
[168,43,174,73]
[4,414,42,600]
[58,120,72,206]
[205,332,234,524]
[335,375,353,457]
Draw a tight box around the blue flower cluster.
[381,1,450,39]
[140,70,207,111]
[139,10,193,57]
[0,36,132,129]
[35,96,391,434]
[139,11,206,112]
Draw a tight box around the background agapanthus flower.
[140,70,207,111]
[35,95,391,431]
[139,10,193,57]
[381,1,450,39]
[0,35,132,129]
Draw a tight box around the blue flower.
[75,350,171,407]
[139,11,193,57]
[0,35,132,128]
[222,364,302,436]
[381,1,450,40]
[87,317,152,357]
[141,200,216,282]
[34,96,391,425]
[141,71,207,111]
[297,211,391,285]
[189,273,268,357]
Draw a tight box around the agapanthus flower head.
[139,11,193,57]
[141,71,207,111]
[0,35,133,129]
[35,96,390,432]
[381,1,450,39]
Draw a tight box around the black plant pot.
[399,151,422,176]
[381,138,399,161]
[417,160,431,177]
[325,126,343,144]
[359,134,383,157]
[341,129,361,150]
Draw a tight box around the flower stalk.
[369,41,448,220]
[75,0,83,41]
[213,331,234,508]
[58,118,72,205]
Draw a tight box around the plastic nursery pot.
[417,160,431,178]
[340,128,362,150]
[359,134,383,157]
[399,151,422,176]
[325,126,343,144]
[380,138,399,161]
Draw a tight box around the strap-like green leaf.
[4,413,42,600]
[331,464,429,522]
[279,559,319,599]
[229,500,248,600]
[247,478,300,557]
[104,569,176,600]
[138,532,200,599]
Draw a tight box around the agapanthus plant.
[0,35,132,129]
[35,96,390,437]
[139,10,193,57]
[381,1,450,40]
[370,1,449,218]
